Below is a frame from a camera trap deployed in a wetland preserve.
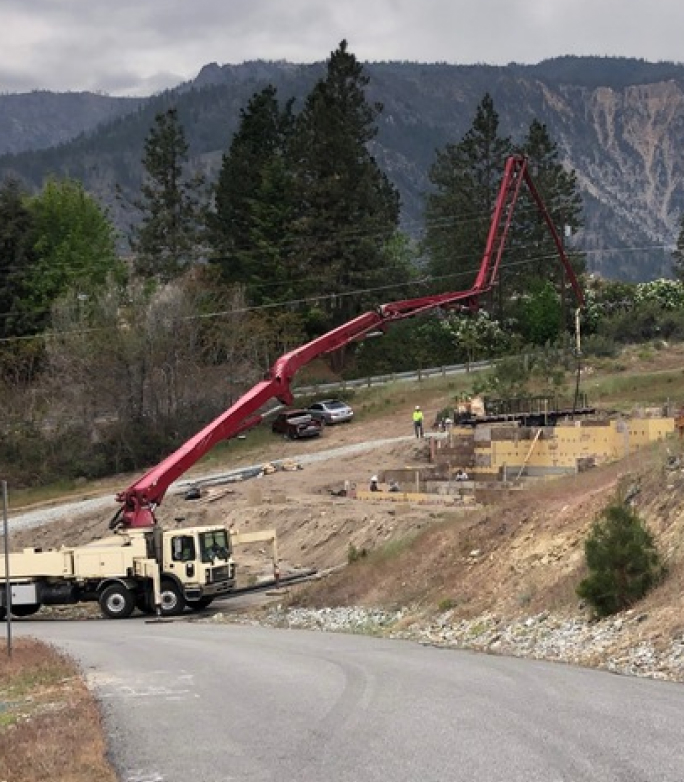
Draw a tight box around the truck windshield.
[199,530,230,563]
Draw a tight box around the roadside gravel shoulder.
[204,604,684,684]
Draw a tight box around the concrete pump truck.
[0,155,583,620]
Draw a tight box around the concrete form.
[431,415,674,483]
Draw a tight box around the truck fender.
[96,577,140,595]
[160,572,183,591]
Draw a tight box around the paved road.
[14,618,684,782]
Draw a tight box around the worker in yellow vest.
[413,405,424,438]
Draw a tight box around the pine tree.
[131,108,207,281]
[577,501,665,618]
[289,40,404,328]
[424,94,513,291]
[208,86,296,304]
[0,178,38,338]
[517,119,585,286]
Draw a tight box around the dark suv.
[271,410,323,440]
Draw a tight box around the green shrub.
[577,501,665,618]
[347,543,368,564]
[581,333,619,358]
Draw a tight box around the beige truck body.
[1,525,238,620]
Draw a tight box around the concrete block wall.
[472,417,674,479]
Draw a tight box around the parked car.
[308,399,354,425]
[271,409,323,440]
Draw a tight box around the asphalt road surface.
[13,618,684,782]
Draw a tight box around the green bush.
[581,333,619,358]
[577,501,665,618]
[347,543,368,564]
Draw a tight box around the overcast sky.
[3,0,683,96]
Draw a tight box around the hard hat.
[415,405,421,410]
[371,475,378,482]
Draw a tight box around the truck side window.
[171,535,196,562]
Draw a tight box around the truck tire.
[11,604,41,617]
[188,596,214,612]
[99,584,135,619]
[159,579,186,617]
[135,592,155,615]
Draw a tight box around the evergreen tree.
[672,212,684,281]
[0,178,37,338]
[208,86,296,304]
[424,94,513,291]
[131,108,207,281]
[289,40,404,329]
[517,119,585,288]
[577,500,665,618]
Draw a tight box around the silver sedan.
[308,399,354,424]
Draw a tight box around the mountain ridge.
[1,56,683,281]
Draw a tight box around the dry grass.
[0,638,117,782]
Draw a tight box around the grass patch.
[368,534,417,564]
[0,638,117,782]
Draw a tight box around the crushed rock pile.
[207,605,684,683]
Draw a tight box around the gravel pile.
[216,605,684,683]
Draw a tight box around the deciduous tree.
[27,177,122,327]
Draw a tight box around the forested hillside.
[1,56,684,280]
[0,91,144,155]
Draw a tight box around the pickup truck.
[271,409,323,439]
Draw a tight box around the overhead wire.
[0,245,646,345]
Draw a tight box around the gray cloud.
[1,0,683,96]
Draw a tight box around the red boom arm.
[114,155,583,528]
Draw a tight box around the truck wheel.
[11,604,41,617]
[159,580,186,616]
[99,584,135,619]
[188,596,214,612]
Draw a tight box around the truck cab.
[159,525,236,614]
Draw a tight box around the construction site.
[353,395,674,509]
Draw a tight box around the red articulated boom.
[113,155,583,530]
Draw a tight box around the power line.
[0,247,620,345]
